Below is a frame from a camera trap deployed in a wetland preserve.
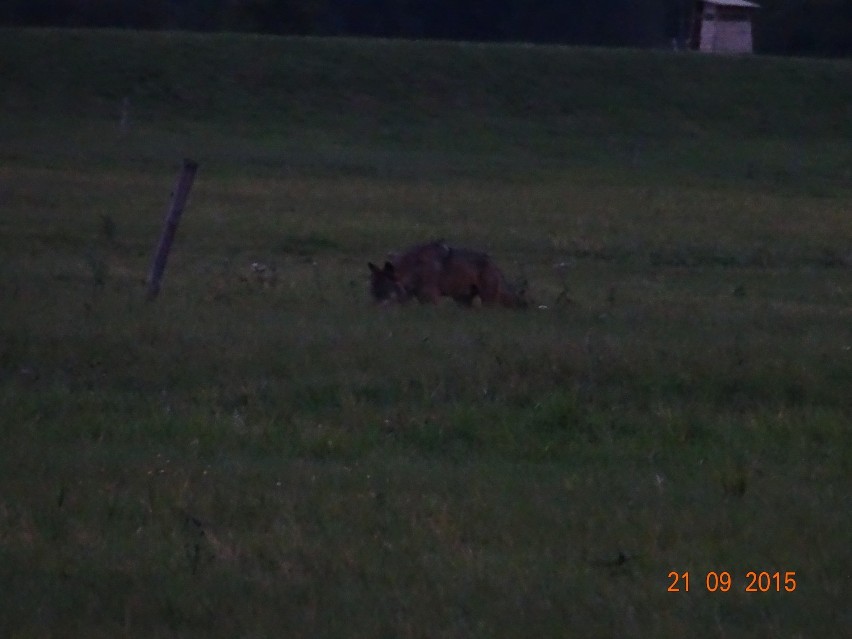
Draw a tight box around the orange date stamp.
[668,571,797,593]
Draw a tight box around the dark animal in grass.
[368,240,450,303]
[368,241,529,308]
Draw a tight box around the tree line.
[2,0,849,57]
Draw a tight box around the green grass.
[1,28,851,637]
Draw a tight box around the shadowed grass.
[1,28,850,638]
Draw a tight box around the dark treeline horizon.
[1,0,850,58]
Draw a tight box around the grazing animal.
[368,241,529,308]
[369,240,450,303]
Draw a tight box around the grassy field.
[1,28,850,637]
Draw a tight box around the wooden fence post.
[146,159,198,300]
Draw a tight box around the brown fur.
[368,241,529,308]
[369,241,448,304]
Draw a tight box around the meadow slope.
[1,29,850,637]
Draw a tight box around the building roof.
[703,0,760,8]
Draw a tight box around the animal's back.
[392,241,450,302]
[440,248,528,308]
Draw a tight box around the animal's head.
[368,261,409,303]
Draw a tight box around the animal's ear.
[368,262,381,274]
[383,261,395,275]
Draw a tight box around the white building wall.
[699,18,717,52]
[700,18,753,53]
[715,19,753,53]
[696,1,755,54]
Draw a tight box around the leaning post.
[146,158,198,300]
